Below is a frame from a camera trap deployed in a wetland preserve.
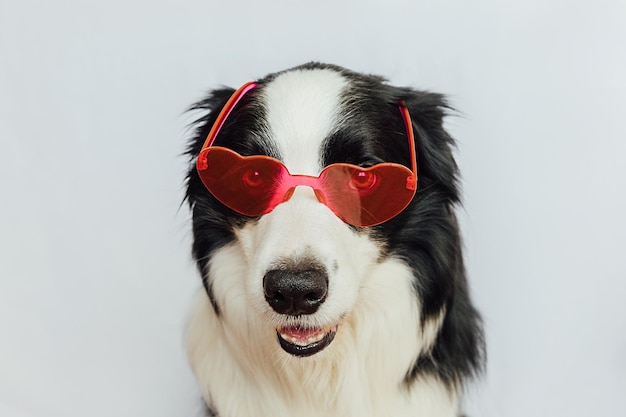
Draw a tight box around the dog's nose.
[263,268,328,315]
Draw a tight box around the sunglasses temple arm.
[199,81,259,151]
[399,102,418,190]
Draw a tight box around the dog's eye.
[242,169,266,188]
[349,170,378,190]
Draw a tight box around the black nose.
[263,267,328,315]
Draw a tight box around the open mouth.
[276,324,338,357]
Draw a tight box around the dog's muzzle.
[263,266,337,356]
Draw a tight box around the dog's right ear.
[184,88,235,207]
[183,88,238,317]
[185,88,237,161]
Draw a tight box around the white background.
[1,1,625,416]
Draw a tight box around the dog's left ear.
[397,91,485,385]
[400,90,460,203]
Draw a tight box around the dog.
[183,63,484,417]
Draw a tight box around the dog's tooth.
[307,331,324,344]
[280,333,296,345]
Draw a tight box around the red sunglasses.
[196,82,418,227]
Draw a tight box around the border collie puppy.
[184,63,484,417]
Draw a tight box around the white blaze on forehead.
[260,69,348,176]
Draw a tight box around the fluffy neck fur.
[186,244,458,417]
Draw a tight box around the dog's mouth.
[276,324,338,357]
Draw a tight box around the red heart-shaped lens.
[319,164,415,226]
[197,147,288,216]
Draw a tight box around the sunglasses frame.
[196,81,418,226]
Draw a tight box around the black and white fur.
[184,63,484,417]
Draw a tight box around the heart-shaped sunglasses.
[196,82,418,227]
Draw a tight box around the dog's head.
[185,63,481,385]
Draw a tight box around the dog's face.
[185,64,482,386]
[189,67,403,357]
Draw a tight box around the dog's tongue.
[282,327,322,339]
